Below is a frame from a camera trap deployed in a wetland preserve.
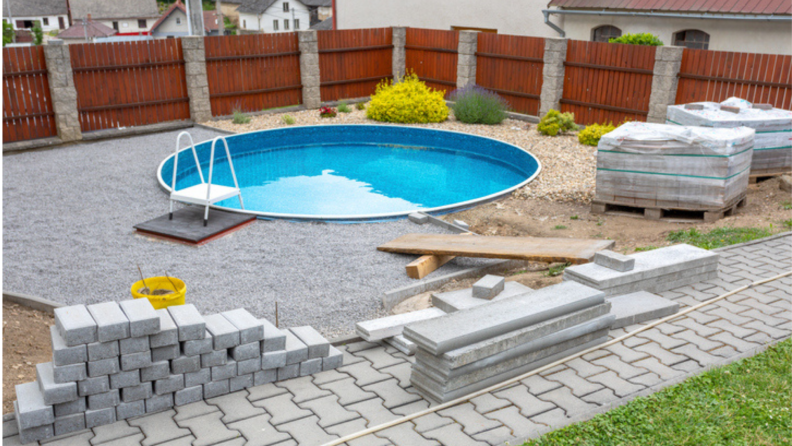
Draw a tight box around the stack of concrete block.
[563,244,719,297]
[356,308,447,356]
[432,278,533,313]
[13,300,342,444]
[403,281,614,402]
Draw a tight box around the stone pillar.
[43,41,82,143]
[647,46,684,123]
[187,0,205,36]
[181,36,212,122]
[538,37,568,117]
[298,30,321,109]
[456,31,478,89]
[392,26,406,81]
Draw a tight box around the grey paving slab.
[226,414,292,446]
[586,371,645,398]
[483,405,543,439]
[362,379,422,409]
[338,361,392,388]
[251,393,311,426]
[345,398,400,426]
[391,401,454,434]
[175,411,240,446]
[593,250,635,272]
[608,292,679,328]
[437,403,501,435]
[377,422,440,446]
[493,385,555,418]
[432,282,533,313]
[353,348,406,371]
[275,416,337,446]
[274,376,332,404]
[90,421,141,445]
[298,395,361,427]
[536,386,597,416]
[422,423,489,446]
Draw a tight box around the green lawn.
[666,227,773,250]
[524,339,792,446]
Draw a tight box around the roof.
[204,10,221,31]
[237,0,277,14]
[310,17,332,30]
[149,1,186,32]
[301,0,332,7]
[150,2,221,33]
[68,0,160,21]
[547,0,791,15]
[58,19,117,38]
[2,0,67,18]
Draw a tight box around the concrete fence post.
[647,46,684,123]
[456,31,478,89]
[181,36,213,122]
[392,26,406,81]
[298,30,321,109]
[538,37,568,117]
[43,41,82,143]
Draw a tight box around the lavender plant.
[450,85,509,125]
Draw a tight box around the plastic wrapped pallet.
[666,97,792,175]
[595,122,754,210]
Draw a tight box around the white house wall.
[238,0,310,32]
[5,15,69,32]
[95,18,157,34]
[153,9,189,36]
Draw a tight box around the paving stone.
[50,326,88,367]
[587,371,645,397]
[672,359,702,373]
[391,401,453,433]
[540,364,570,377]
[276,415,337,446]
[672,318,722,337]
[493,385,555,418]
[289,326,331,359]
[150,309,179,348]
[226,413,292,446]
[320,377,378,406]
[54,305,98,346]
[253,369,277,387]
[258,319,287,353]
[353,347,406,370]
[203,390,264,423]
[338,361,393,387]
[173,400,220,423]
[654,323,686,336]
[580,349,610,362]
[710,345,740,358]
[88,389,120,410]
[377,422,440,446]
[277,364,300,380]
[709,331,759,353]
[90,420,140,444]
[252,392,312,425]
[601,343,648,364]
[52,412,85,437]
[633,341,689,366]
[88,358,119,378]
[744,331,773,344]
[312,368,350,386]
[239,358,261,376]
[36,362,78,405]
[672,330,724,352]
[706,307,753,326]
[437,403,501,436]
[221,309,264,344]
[581,387,619,406]
[176,411,241,446]
[16,382,55,429]
[201,349,227,368]
[204,314,242,350]
[564,358,607,378]
[423,423,489,446]
[472,275,506,299]
[167,305,206,342]
[153,375,184,396]
[182,332,214,357]
[346,398,400,426]
[298,394,361,427]
[636,328,688,350]
[93,433,146,446]
[299,358,322,376]
[174,386,203,406]
[338,347,367,366]
[116,400,146,421]
[357,308,446,342]
[145,393,175,414]
[529,407,567,427]
[121,351,153,371]
[140,361,170,382]
[119,337,149,355]
[543,369,602,397]
[15,423,55,444]
[85,407,116,429]
[468,393,511,414]
[54,397,86,417]
[379,362,412,389]
[246,382,288,402]
[632,356,684,381]
[212,360,237,381]
[78,376,109,397]
[591,354,647,379]
[271,376,329,403]
[38,429,93,445]
[482,405,541,439]
[53,362,88,383]
[472,425,513,445]
[229,342,260,362]
[630,372,664,387]
[119,299,160,338]
[322,346,344,371]
[608,292,679,328]
[203,380,230,399]
[128,409,191,446]
[537,386,597,416]
[87,302,130,342]
[742,309,787,326]
[744,319,790,339]
[363,379,422,409]
[110,370,141,390]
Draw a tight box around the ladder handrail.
[171,131,205,192]
[207,136,244,209]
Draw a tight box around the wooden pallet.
[749,169,792,184]
[591,193,748,222]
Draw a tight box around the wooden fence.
[476,33,545,116]
[405,28,458,96]
[69,39,190,132]
[3,46,57,143]
[205,33,302,116]
[675,49,792,110]
[317,28,392,102]
[561,40,656,125]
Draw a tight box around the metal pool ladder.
[169,132,244,226]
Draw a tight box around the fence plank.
[2,46,57,143]
[317,27,393,102]
[475,33,544,116]
[405,28,458,96]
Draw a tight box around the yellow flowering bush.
[578,123,616,146]
[366,73,449,123]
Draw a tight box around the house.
[237,0,311,33]
[310,17,332,30]
[67,0,160,36]
[57,18,117,43]
[301,0,333,27]
[2,0,69,33]
[545,0,792,55]
[217,0,245,25]
[149,1,226,37]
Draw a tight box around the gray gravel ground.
[3,127,497,337]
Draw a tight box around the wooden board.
[379,234,615,264]
[406,255,456,279]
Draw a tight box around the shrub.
[2,22,13,47]
[578,123,616,146]
[282,114,295,125]
[319,106,337,118]
[231,109,250,124]
[338,101,352,113]
[356,101,366,110]
[449,85,509,125]
[537,109,577,136]
[609,33,663,46]
[32,25,43,45]
[366,72,449,123]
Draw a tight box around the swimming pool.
[158,125,541,221]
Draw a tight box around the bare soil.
[3,302,54,414]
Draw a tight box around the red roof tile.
[547,0,791,14]
[58,20,117,39]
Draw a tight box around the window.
[294,19,299,30]
[284,19,289,30]
[592,25,621,43]
[176,17,181,25]
[138,19,147,28]
[674,29,710,49]
[112,21,119,31]
[273,19,278,31]
[43,18,49,26]
[58,17,65,29]
[283,2,290,12]
[243,19,247,28]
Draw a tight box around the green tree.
[3,21,14,46]
[32,24,44,45]
[609,33,664,46]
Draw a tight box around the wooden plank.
[406,255,457,279]
[379,234,615,264]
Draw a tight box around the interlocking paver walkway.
[7,234,791,446]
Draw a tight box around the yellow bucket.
[130,277,186,309]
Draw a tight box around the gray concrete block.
[109,370,141,389]
[140,361,170,382]
[121,382,153,403]
[77,376,109,397]
[261,351,287,370]
[432,282,533,314]
[87,357,121,377]
[121,351,153,371]
[36,362,78,405]
[116,400,145,420]
[152,344,180,362]
[472,275,505,299]
[277,364,300,380]
[204,314,241,350]
[85,407,116,428]
[230,341,261,362]
[384,335,416,355]
[322,346,343,371]
[289,326,330,359]
[54,362,88,383]
[203,380,230,399]
[171,355,201,374]
[15,410,53,444]
[201,349,227,368]
[408,212,429,224]
[145,393,174,414]
[87,302,130,342]
[149,309,179,348]
[230,374,253,392]
[167,304,206,342]
[119,336,150,355]
[254,369,277,386]
[283,330,308,365]
[154,375,185,395]
[594,250,635,272]
[53,412,85,436]
[54,304,97,346]
[88,340,120,361]
[184,368,211,388]
[608,292,680,329]
[299,358,322,376]
[119,299,160,337]
[175,385,203,406]
[356,308,446,342]
[54,397,85,417]
[212,360,237,381]
[405,281,605,355]
[453,220,470,231]
[87,389,120,410]
[15,382,55,429]
[222,309,265,344]
[50,325,87,366]
[182,330,213,356]
[259,318,287,352]
[237,357,261,375]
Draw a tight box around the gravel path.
[3,127,501,337]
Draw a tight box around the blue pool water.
[158,125,540,220]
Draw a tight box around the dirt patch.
[3,302,54,414]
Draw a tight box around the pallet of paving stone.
[591,192,748,223]
[378,234,615,264]
[13,299,343,444]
